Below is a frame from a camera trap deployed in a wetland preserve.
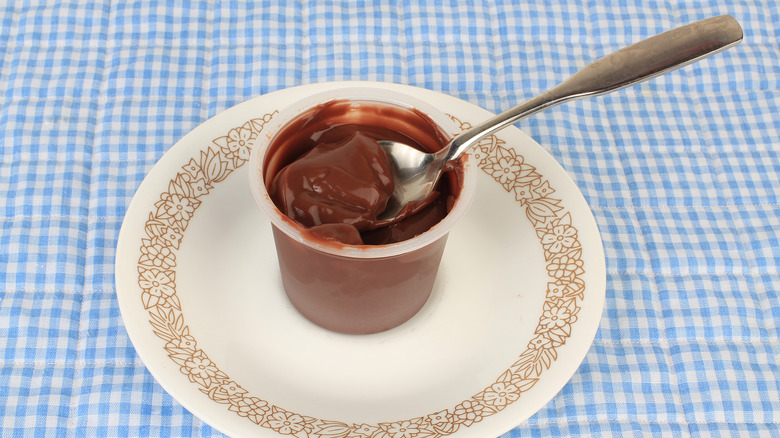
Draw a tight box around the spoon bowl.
[378,15,742,222]
[377,140,450,220]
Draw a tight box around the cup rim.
[247,85,477,258]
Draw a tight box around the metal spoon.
[378,15,742,221]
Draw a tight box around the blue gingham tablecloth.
[0,1,778,436]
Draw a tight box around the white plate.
[116,81,606,438]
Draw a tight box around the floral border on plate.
[136,111,585,438]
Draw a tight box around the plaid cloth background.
[0,1,778,436]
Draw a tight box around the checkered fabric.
[0,1,777,436]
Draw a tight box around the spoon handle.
[445,14,743,161]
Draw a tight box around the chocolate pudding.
[264,99,462,245]
[250,92,472,334]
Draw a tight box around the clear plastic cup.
[248,86,477,334]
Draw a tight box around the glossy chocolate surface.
[265,99,459,245]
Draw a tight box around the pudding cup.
[248,86,476,334]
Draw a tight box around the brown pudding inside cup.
[263,99,463,246]
[249,90,474,334]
